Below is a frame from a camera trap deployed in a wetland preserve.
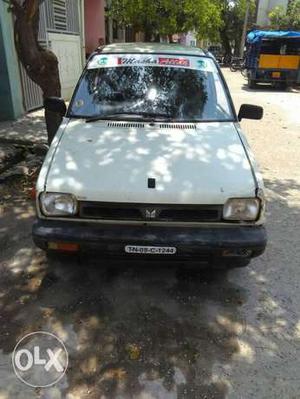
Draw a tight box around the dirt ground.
[0,70,300,399]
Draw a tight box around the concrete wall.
[256,0,289,26]
[84,0,105,54]
[0,3,24,121]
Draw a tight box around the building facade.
[179,32,197,47]
[0,0,134,121]
[85,0,106,55]
[0,0,85,121]
[0,2,24,120]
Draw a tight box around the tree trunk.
[9,0,62,143]
[154,33,160,42]
[220,27,232,63]
[234,39,240,56]
[144,30,153,42]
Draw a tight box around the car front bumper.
[32,219,267,262]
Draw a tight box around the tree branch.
[26,0,39,20]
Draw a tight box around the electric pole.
[240,0,250,58]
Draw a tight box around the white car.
[33,43,267,268]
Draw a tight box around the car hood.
[45,119,256,204]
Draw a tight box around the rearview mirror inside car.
[44,97,67,117]
[238,104,263,121]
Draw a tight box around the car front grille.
[79,202,222,223]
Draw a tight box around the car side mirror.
[44,97,67,117]
[44,97,67,145]
[238,104,263,121]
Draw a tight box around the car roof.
[100,42,206,56]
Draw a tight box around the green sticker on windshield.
[197,60,207,69]
[97,57,108,66]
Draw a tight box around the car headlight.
[40,192,78,216]
[223,198,260,221]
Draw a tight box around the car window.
[69,54,234,122]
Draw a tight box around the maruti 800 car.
[33,43,267,268]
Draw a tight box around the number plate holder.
[125,245,177,255]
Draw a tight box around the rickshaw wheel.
[248,77,256,89]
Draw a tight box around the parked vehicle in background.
[207,45,224,64]
[246,30,300,89]
[229,56,248,77]
[207,45,233,66]
[222,53,233,66]
[33,43,267,268]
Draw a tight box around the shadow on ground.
[0,176,299,398]
[0,111,47,145]
[241,82,300,94]
[0,248,246,398]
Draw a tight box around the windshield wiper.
[85,112,174,123]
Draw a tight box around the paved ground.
[0,70,300,399]
[0,110,47,145]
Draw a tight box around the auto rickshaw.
[246,30,300,89]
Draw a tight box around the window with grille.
[44,0,79,34]
[53,0,67,31]
[66,0,79,33]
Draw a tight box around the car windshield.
[69,54,234,122]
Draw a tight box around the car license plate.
[272,72,281,78]
[125,245,177,255]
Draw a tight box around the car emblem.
[145,209,157,219]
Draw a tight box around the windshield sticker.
[88,56,111,69]
[97,57,108,66]
[159,57,190,67]
[197,59,207,69]
[88,54,216,72]
[118,56,157,65]
[74,99,84,108]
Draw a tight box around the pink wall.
[84,0,106,55]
